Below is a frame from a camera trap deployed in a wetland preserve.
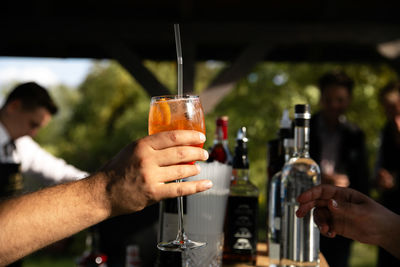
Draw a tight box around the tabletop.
[223,243,329,267]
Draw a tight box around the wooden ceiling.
[2,0,400,61]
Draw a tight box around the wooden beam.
[200,43,270,114]
[106,41,171,97]
[1,21,400,62]
[2,21,400,47]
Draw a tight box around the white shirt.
[0,122,88,189]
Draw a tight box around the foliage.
[350,242,378,267]
[37,61,151,172]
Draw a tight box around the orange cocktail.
[149,95,206,150]
[149,95,207,252]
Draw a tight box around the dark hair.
[318,71,354,96]
[4,82,58,115]
[378,82,400,104]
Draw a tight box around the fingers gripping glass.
[148,95,207,251]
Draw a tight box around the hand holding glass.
[148,95,206,251]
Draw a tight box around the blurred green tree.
[37,61,151,172]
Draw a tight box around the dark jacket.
[310,113,370,267]
[309,113,369,195]
[376,120,400,213]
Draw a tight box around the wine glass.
[148,95,206,251]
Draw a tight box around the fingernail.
[204,180,213,189]
[199,132,206,142]
[327,232,333,237]
[331,199,338,208]
[203,149,209,159]
[195,164,201,172]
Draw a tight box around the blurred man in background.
[374,82,400,267]
[309,71,369,267]
[0,82,87,267]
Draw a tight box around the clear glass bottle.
[207,116,232,164]
[267,109,292,179]
[267,137,293,265]
[280,104,321,267]
[266,109,293,265]
[223,127,259,265]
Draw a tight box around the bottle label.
[269,242,280,261]
[274,217,281,231]
[225,196,258,255]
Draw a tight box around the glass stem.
[176,180,185,243]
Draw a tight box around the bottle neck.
[233,139,248,168]
[283,139,294,163]
[214,139,229,146]
[215,125,228,143]
[294,126,310,158]
[233,168,249,182]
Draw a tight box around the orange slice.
[153,99,171,125]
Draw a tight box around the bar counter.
[223,243,329,267]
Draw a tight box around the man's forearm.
[0,130,212,265]
[0,173,110,266]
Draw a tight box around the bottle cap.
[294,104,311,119]
[216,116,228,127]
[236,126,248,142]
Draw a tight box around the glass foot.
[157,239,206,252]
